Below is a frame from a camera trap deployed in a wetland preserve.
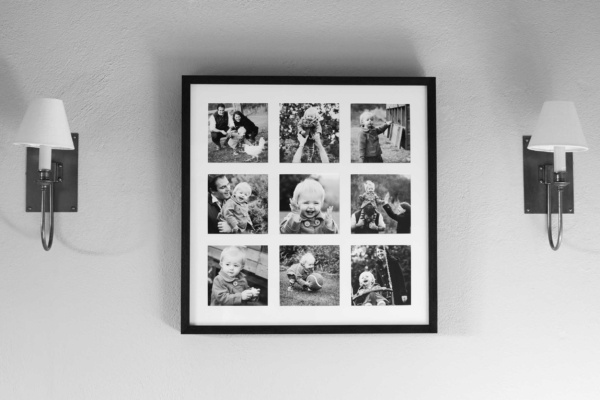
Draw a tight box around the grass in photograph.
[279,270,339,306]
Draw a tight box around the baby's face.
[359,272,374,288]
[221,255,244,279]
[363,116,374,128]
[303,259,315,270]
[304,109,318,120]
[297,192,323,219]
[233,189,251,203]
[365,183,375,193]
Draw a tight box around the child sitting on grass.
[280,178,338,234]
[211,246,260,305]
[286,253,316,291]
[358,111,392,163]
[219,182,252,233]
[352,271,389,306]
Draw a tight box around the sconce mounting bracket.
[25,133,79,212]
[523,136,574,214]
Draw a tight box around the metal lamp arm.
[546,179,569,251]
[39,171,55,251]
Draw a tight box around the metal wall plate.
[523,136,574,214]
[26,133,79,212]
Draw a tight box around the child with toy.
[210,246,260,305]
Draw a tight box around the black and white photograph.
[351,245,411,306]
[208,103,268,163]
[184,77,437,333]
[351,103,411,163]
[279,245,340,306]
[279,103,339,163]
[279,174,340,234]
[350,174,411,234]
[208,245,268,306]
[208,174,268,234]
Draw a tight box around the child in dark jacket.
[211,246,260,305]
[358,111,392,163]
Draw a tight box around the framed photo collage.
[182,76,437,334]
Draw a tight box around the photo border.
[182,76,437,334]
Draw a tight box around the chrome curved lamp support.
[546,177,569,251]
[39,170,54,251]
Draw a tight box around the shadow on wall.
[151,32,424,77]
[0,58,31,237]
[0,58,27,124]
[476,5,553,118]
[1,56,152,257]
[151,34,424,330]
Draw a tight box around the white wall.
[1,1,600,398]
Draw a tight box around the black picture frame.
[182,76,437,334]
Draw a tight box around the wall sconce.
[14,98,79,251]
[523,101,588,250]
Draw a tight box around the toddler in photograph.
[219,182,252,233]
[286,253,316,291]
[297,107,322,142]
[358,111,392,163]
[227,126,246,155]
[280,178,338,234]
[358,180,385,210]
[353,271,389,306]
[297,107,322,161]
[211,246,260,305]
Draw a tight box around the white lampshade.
[14,98,74,150]
[528,101,588,153]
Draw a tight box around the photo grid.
[195,92,419,326]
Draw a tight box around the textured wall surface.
[2,1,600,398]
